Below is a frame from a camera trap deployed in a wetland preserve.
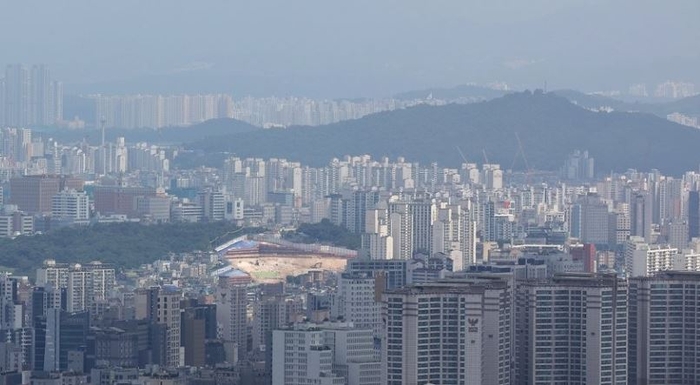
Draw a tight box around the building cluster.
[626,81,697,99]
[230,96,437,128]
[667,112,699,129]
[0,65,63,128]
[92,94,234,129]
[0,128,170,178]
[3,119,700,384]
[83,94,445,129]
[653,80,697,99]
[4,239,700,385]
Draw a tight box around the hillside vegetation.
[186,91,700,174]
[0,222,261,276]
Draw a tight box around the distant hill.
[554,89,700,118]
[659,94,700,117]
[394,84,508,101]
[186,91,700,175]
[36,118,260,145]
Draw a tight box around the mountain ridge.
[185,91,700,175]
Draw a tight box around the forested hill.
[0,222,262,277]
[187,91,700,175]
[554,89,700,118]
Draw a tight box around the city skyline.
[1,2,700,384]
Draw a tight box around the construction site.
[215,235,354,283]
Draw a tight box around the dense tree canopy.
[0,222,261,277]
[284,219,361,250]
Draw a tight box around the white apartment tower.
[337,273,381,337]
[362,207,393,260]
[625,236,682,277]
[381,278,512,385]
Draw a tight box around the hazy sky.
[2,0,698,97]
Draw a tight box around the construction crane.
[482,149,490,165]
[511,132,532,184]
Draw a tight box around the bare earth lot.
[226,254,347,283]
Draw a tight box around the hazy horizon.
[2,0,698,98]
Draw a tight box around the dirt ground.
[226,254,348,283]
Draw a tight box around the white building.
[361,208,393,260]
[381,278,512,385]
[272,322,379,385]
[337,274,381,337]
[66,266,90,312]
[272,326,345,385]
[51,189,89,221]
[625,236,682,277]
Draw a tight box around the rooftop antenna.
[544,80,548,93]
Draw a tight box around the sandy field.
[226,254,348,283]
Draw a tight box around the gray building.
[629,271,700,385]
[515,273,628,385]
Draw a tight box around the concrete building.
[198,189,225,222]
[216,269,251,362]
[9,176,61,215]
[51,189,89,221]
[272,322,377,385]
[361,208,393,260]
[181,302,217,368]
[630,193,653,243]
[625,237,682,277]
[0,213,33,238]
[93,185,156,217]
[134,286,181,368]
[336,273,381,337]
[381,278,512,385]
[571,193,610,246]
[515,273,628,385]
[628,271,700,385]
[272,326,344,385]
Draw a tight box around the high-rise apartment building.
[134,286,181,368]
[689,191,700,239]
[180,301,217,368]
[388,195,436,259]
[631,193,653,243]
[197,189,225,222]
[36,261,115,315]
[381,278,512,385]
[628,271,700,385]
[515,273,628,385]
[625,236,682,277]
[336,273,381,337]
[216,269,251,362]
[1,65,62,127]
[570,193,610,245]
